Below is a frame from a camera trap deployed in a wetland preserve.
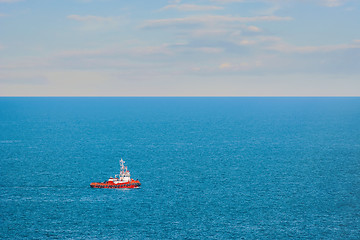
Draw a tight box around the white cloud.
[161,4,224,11]
[238,39,256,45]
[227,35,360,54]
[266,40,360,53]
[219,62,232,69]
[234,35,281,46]
[142,15,292,28]
[247,25,261,32]
[219,61,262,71]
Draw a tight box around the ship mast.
[119,158,125,180]
[118,158,131,181]
[120,158,124,174]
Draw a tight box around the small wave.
[0,140,21,144]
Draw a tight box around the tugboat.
[90,158,141,189]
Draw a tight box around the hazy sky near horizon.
[0,0,359,96]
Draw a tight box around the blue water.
[0,97,359,239]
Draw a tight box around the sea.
[0,97,359,239]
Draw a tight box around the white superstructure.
[110,158,131,183]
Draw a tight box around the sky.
[0,0,359,96]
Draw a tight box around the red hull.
[90,179,141,189]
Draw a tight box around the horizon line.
[1,96,359,98]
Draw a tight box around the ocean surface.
[0,97,359,239]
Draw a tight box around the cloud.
[161,4,224,11]
[247,25,261,32]
[188,24,262,40]
[142,15,292,28]
[227,36,360,54]
[195,47,224,53]
[219,62,232,69]
[266,40,360,53]
[219,61,262,71]
[238,39,256,45]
